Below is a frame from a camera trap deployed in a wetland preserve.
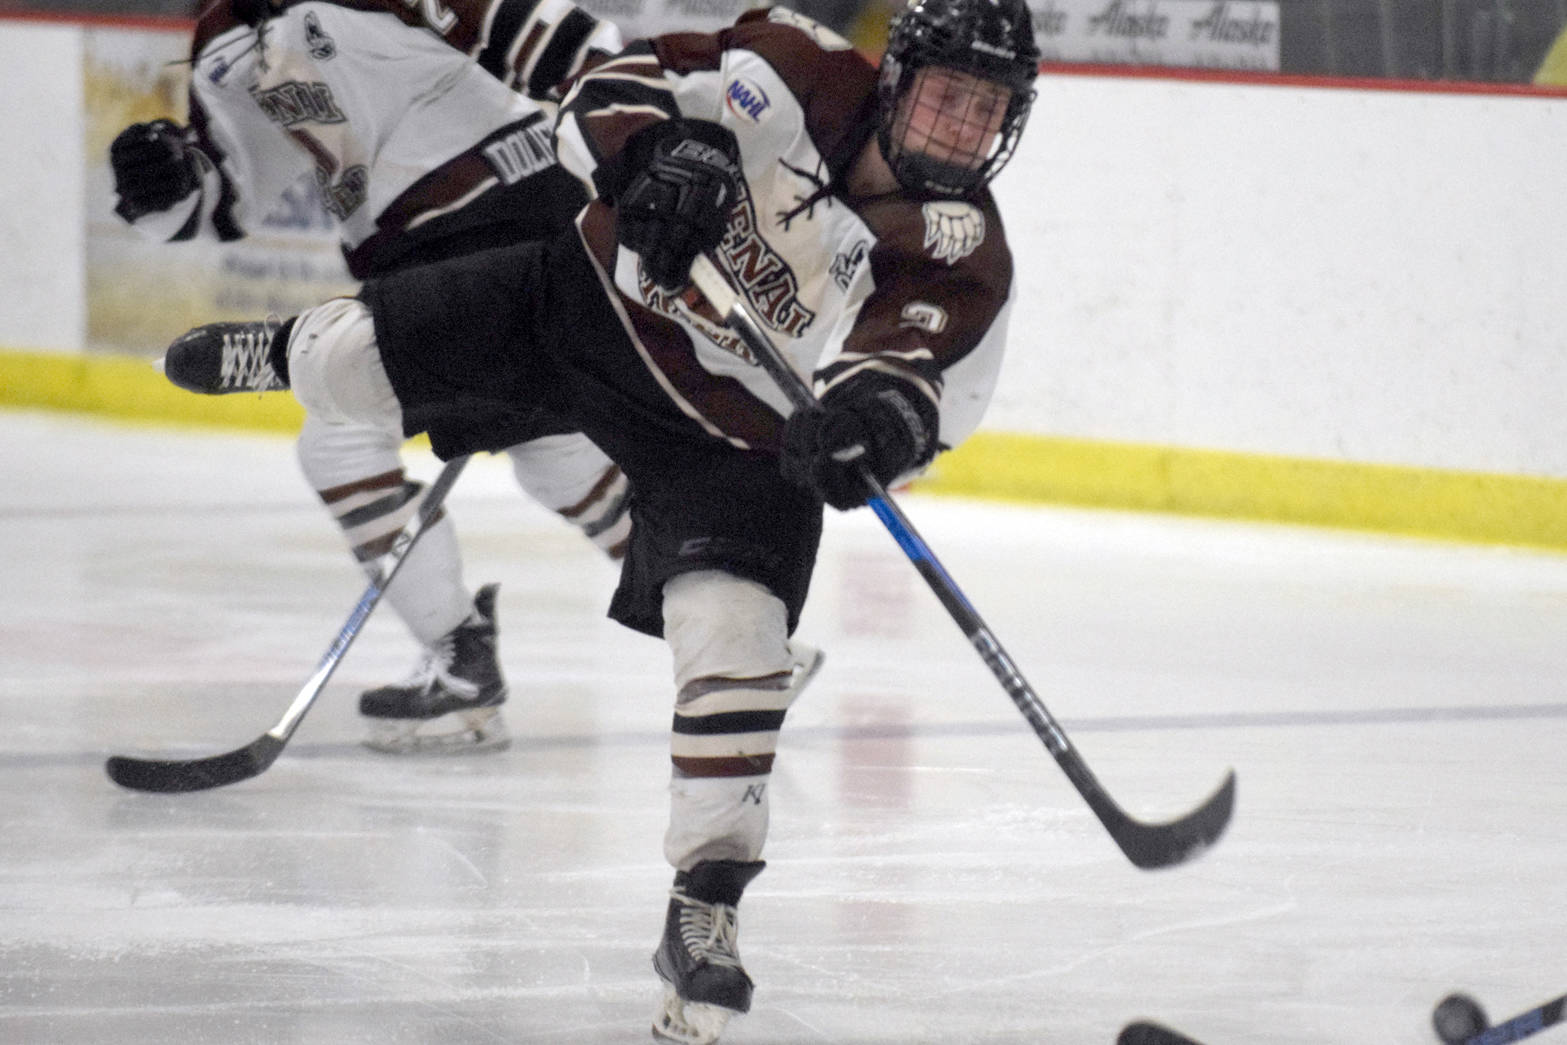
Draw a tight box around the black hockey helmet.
[230,0,283,27]
[877,0,1041,197]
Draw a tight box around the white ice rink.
[2,407,1563,1044]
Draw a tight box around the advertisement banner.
[84,25,354,356]
[574,0,1281,72]
[1030,0,1280,71]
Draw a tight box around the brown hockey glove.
[110,119,202,223]
[781,372,938,511]
[596,118,741,294]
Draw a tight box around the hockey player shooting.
[111,0,635,753]
[158,0,1039,1039]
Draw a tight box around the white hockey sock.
[298,417,472,647]
[661,571,796,870]
[506,433,632,559]
[377,511,472,645]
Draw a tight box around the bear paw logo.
[921,201,985,266]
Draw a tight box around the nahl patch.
[725,77,771,123]
[922,201,985,265]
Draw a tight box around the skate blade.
[651,984,734,1045]
[362,707,510,755]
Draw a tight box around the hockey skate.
[360,583,510,754]
[651,859,766,1045]
[162,319,289,394]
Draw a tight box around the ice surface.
[1,408,1562,1043]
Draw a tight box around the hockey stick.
[105,454,472,793]
[1462,993,1565,1044]
[690,255,1235,869]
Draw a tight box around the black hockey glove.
[595,118,741,294]
[781,372,939,511]
[110,119,201,222]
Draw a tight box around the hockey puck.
[1118,1020,1206,1045]
[1432,993,1489,1044]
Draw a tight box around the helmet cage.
[877,0,1040,197]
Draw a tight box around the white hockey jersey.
[135,0,620,277]
[554,7,1015,454]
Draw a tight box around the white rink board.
[989,74,1567,477]
[0,21,85,352]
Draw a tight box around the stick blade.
[105,734,286,793]
[1113,769,1236,870]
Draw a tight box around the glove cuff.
[819,369,939,473]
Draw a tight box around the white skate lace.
[397,631,480,698]
[219,322,279,390]
[672,890,743,969]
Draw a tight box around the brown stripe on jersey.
[316,469,404,504]
[577,197,619,271]
[567,48,676,161]
[671,754,775,779]
[574,203,785,450]
[649,26,726,74]
[478,0,544,80]
[346,152,498,275]
[392,153,493,223]
[846,193,1012,374]
[433,0,507,52]
[624,304,786,451]
[503,22,548,90]
[395,114,545,226]
[344,113,551,276]
[191,0,247,57]
[527,7,595,98]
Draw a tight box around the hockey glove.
[596,118,741,294]
[781,372,939,511]
[110,119,201,223]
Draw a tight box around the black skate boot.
[162,318,292,394]
[651,859,766,1045]
[359,584,509,754]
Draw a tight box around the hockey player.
[161,0,1037,1039]
[110,0,631,753]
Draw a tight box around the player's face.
[893,66,1012,172]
